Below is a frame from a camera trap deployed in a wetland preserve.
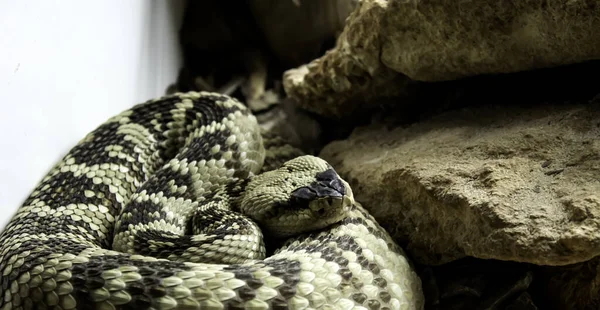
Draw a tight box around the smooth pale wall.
[0,1,186,228]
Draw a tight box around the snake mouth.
[308,194,353,220]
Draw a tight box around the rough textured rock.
[320,100,600,266]
[247,0,356,67]
[283,0,411,118]
[284,0,600,118]
[420,258,538,309]
[539,256,600,310]
[255,98,324,155]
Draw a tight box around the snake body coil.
[0,92,423,309]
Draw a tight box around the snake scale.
[0,92,423,310]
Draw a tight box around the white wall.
[0,0,186,228]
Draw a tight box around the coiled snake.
[0,92,423,310]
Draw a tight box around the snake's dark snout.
[290,168,346,205]
[315,168,346,197]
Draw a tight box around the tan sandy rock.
[284,0,600,118]
[320,101,600,266]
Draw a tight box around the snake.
[0,92,423,310]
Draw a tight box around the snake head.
[241,155,354,238]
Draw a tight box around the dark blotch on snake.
[130,295,153,309]
[127,282,146,295]
[86,277,105,289]
[227,299,245,310]
[379,291,392,303]
[339,267,353,280]
[278,284,297,299]
[352,292,368,304]
[270,296,289,310]
[335,256,349,267]
[368,262,380,274]
[237,286,256,300]
[149,286,167,298]
[368,299,382,310]
[245,278,263,290]
[352,277,364,289]
[142,277,160,287]
[373,277,387,288]
[138,266,155,276]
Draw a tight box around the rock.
[283,60,411,119]
[283,0,412,118]
[538,256,600,310]
[284,0,600,118]
[247,0,356,67]
[504,292,538,310]
[257,100,322,150]
[320,99,600,266]
[420,258,536,310]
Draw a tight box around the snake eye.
[289,194,310,210]
[290,187,316,209]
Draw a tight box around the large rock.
[283,0,409,118]
[420,258,538,309]
[320,100,600,266]
[284,0,600,118]
[539,256,600,309]
[247,0,356,67]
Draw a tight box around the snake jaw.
[307,193,353,225]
